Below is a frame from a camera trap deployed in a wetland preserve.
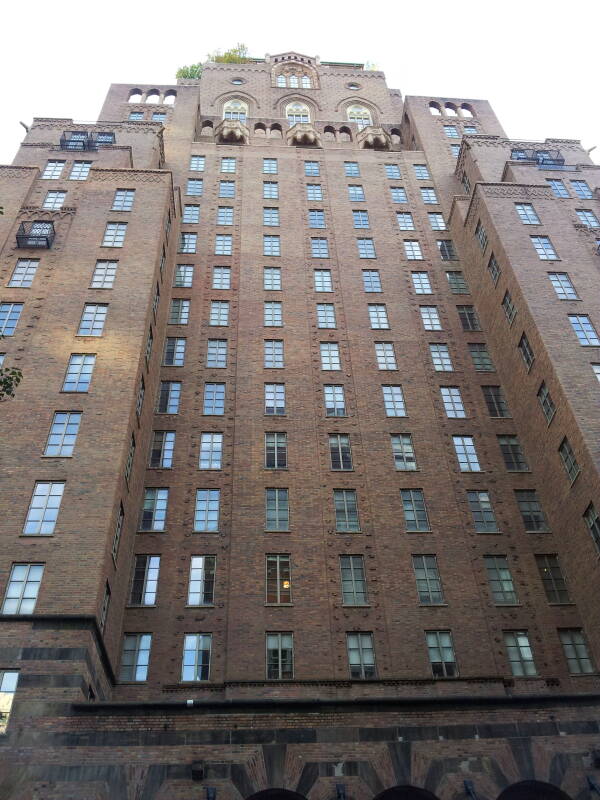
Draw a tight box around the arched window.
[444,103,458,116]
[128,90,142,103]
[146,91,160,104]
[460,103,474,117]
[347,105,372,129]
[429,101,442,115]
[286,102,310,125]
[289,75,299,88]
[223,99,248,123]
[276,75,286,87]
[301,75,311,88]
[164,91,176,105]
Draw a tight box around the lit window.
[347,632,376,678]
[264,235,281,256]
[571,180,593,199]
[266,633,294,679]
[203,383,225,415]
[390,186,408,203]
[206,339,228,368]
[194,489,220,532]
[263,158,278,174]
[149,430,175,468]
[189,155,205,171]
[420,188,438,204]
[264,301,283,327]
[42,190,66,210]
[265,383,285,415]
[547,179,569,198]
[385,164,401,178]
[156,381,181,413]
[139,488,168,531]
[68,161,91,180]
[340,555,367,605]
[401,488,430,531]
[265,432,287,469]
[130,555,160,605]
[44,411,81,456]
[348,185,365,201]
[467,490,498,533]
[181,634,212,681]
[264,207,280,227]
[316,303,336,328]
[426,630,458,677]
[42,160,65,179]
[375,342,397,370]
[102,222,127,247]
[211,266,230,289]
[558,437,580,482]
[391,433,417,471]
[515,203,540,224]
[420,306,442,330]
[8,259,39,288]
[404,240,423,260]
[362,270,381,292]
[344,162,359,176]
[482,385,510,417]
[452,435,481,471]
[353,210,370,228]
[2,564,44,614]
[428,213,446,230]
[440,386,466,418]
[559,629,595,674]
[457,305,481,331]
[429,343,453,371]
[264,340,284,368]
[120,634,152,682]
[320,342,341,370]
[199,432,223,469]
[264,267,282,290]
[209,301,229,326]
[412,555,443,604]
[569,314,600,346]
[334,489,360,532]
[266,488,289,530]
[484,556,517,604]
[498,435,529,471]
[217,207,234,226]
[188,556,216,605]
[504,630,537,676]
[314,269,333,292]
[531,236,558,260]
[62,354,96,392]
[305,161,320,176]
[112,189,135,211]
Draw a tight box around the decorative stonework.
[356,125,391,150]
[286,123,322,148]
[214,119,250,145]
[0,166,38,178]
[89,168,171,183]
[18,206,76,220]
[480,183,552,199]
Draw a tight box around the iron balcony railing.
[16,221,55,249]
[511,147,565,167]
[59,132,97,151]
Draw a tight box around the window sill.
[419,603,448,607]
[126,604,156,609]
[264,467,288,471]
[336,530,362,534]
[40,455,73,459]
[137,530,166,534]
[185,604,215,609]
[342,604,371,608]
[19,533,54,538]
[264,603,293,607]
[265,530,290,534]
[148,466,173,470]
[162,363,184,368]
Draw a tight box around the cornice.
[19,205,76,219]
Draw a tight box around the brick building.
[1,51,600,800]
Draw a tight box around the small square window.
[264,267,282,291]
[219,181,235,198]
[362,270,381,292]
[314,270,333,292]
[263,158,278,174]
[348,185,365,202]
[390,187,408,203]
[305,161,320,176]
[385,163,401,178]
[344,162,359,176]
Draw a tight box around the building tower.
[1,52,600,800]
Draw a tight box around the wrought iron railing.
[16,221,55,248]
[59,132,97,151]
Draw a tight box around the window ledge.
[126,604,157,609]
[137,530,166,534]
[419,603,448,607]
[342,604,371,608]
[40,455,73,459]
[264,603,293,607]
[185,604,215,609]
[19,534,54,538]
[264,530,291,534]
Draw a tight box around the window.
[264,181,279,199]
[42,159,65,179]
[265,383,285,415]
[209,301,229,326]
[334,489,359,532]
[266,488,289,530]
[304,160,321,177]
[426,630,457,677]
[314,270,333,292]
[420,306,442,330]
[411,272,432,294]
[558,437,580,482]
[181,205,199,225]
[559,629,594,675]
[463,126,477,134]
[68,161,91,181]
[381,384,406,417]
[178,233,196,254]
[536,554,570,603]
[264,301,283,327]
[219,181,235,198]
[347,105,372,129]
[320,342,341,370]
[548,272,577,300]
[414,163,432,179]
[584,504,600,552]
[203,383,225,415]
[189,155,205,171]
[265,432,287,469]
[111,189,135,212]
[488,254,501,284]
[547,179,569,198]
[220,157,236,173]
[430,343,453,371]
[199,432,223,470]
[194,489,220,531]
[139,488,168,531]
[307,236,329,258]
[404,240,423,260]
[206,339,228,368]
[344,162,359,176]
[316,303,336,328]
[375,342,397,370]
[397,212,415,231]
[266,554,291,604]
[215,234,232,256]
[474,220,488,251]
[482,385,510,418]
[420,188,438,204]
[467,490,498,533]
[592,364,600,383]
[263,338,284,368]
[44,411,81,457]
[130,555,160,606]
[264,267,282,291]
[537,382,556,423]
[348,185,365,202]
[102,222,127,247]
[264,235,281,256]
[531,236,558,260]
[157,381,181,414]
[2,564,44,614]
[266,633,294,679]
[401,488,430,531]
[308,209,325,228]
[412,555,443,604]
[264,208,280,227]
[347,632,376,678]
[77,303,108,336]
[263,158,278,174]
[149,430,175,469]
[385,163,401,178]
[446,271,468,294]
[324,385,346,417]
[450,144,461,158]
[515,489,549,532]
[569,315,600,346]
[483,555,517,604]
[212,266,230,289]
[42,190,66,210]
[287,101,310,124]
[428,213,446,231]
[571,180,593,199]
[391,433,417,471]
[217,207,234,226]
[169,298,190,325]
[437,240,457,261]
[329,434,352,470]
[368,304,389,329]
[443,125,459,138]
[337,554,370,608]
[515,203,540,224]
[137,375,147,416]
[188,556,216,605]
[498,435,529,471]
[457,305,481,331]
[453,435,481,472]
[440,387,466,418]
[353,210,370,228]
[119,634,152,682]
[163,337,186,367]
[504,631,536,676]
[357,238,376,259]
[62,354,96,392]
[186,179,203,198]
[223,98,247,122]
[518,333,535,369]
[181,634,212,681]
[128,112,143,121]
[362,270,381,293]
[8,259,39,288]
[390,186,408,203]
[152,112,166,123]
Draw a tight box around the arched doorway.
[373,787,440,800]
[247,791,307,800]
[497,781,573,800]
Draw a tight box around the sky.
[1,0,599,164]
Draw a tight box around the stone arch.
[269,123,283,138]
[200,120,214,136]
[444,102,458,116]
[246,791,307,800]
[429,101,442,115]
[254,122,267,136]
[339,125,352,142]
[497,781,573,800]
[460,103,475,117]
[145,90,160,104]
[390,127,402,145]
[163,90,176,105]
[324,125,336,141]
[373,786,441,800]
[128,89,142,103]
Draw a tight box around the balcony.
[511,147,565,167]
[60,131,97,151]
[16,221,55,249]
